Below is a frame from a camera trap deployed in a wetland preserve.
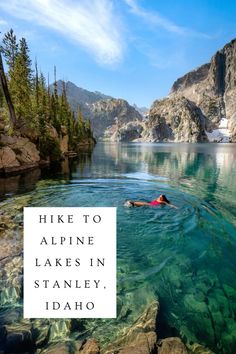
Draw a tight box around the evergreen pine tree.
[1,28,95,156]
[8,37,33,123]
[59,80,69,126]
[0,29,18,71]
[77,107,85,139]
[32,61,48,135]
[50,66,61,132]
[19,38,32,83]
[0,50,17,127]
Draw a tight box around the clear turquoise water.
[1,142,236,353]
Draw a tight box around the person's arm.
[168,203,178,209]
[160,201,178,209]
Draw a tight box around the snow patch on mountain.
[206,118,231,142]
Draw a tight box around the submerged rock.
[40,342,70,354]
[114,332,156,354]
[48,320,71,342]
[183,294,208,314]
[0,325,34,353]
[78,338,100,354]
[222,284,236,303]
[31,319,50,347]
[157,337,188,354]
[187,342,214,354]
[104,301,158,354]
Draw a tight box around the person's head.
[159,194,170,203]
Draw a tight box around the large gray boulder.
[141,97,207,142]
[89,99,143,139]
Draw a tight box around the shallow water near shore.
[1,142,236,353]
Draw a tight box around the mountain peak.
[152,37,236,142]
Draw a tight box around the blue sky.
[0,0,236,107]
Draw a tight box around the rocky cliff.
[130,38,236,143]
[55,80,112,117]
[142,97,207,143]
[85,98,143,140]
[168,38,236,142]
[0,118,93,175]
[55,81,145,141]
[56,39,236,143]
[133,103,149,117]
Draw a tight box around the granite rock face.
[142,97,207,143]
[109,121,144,142]
[131,38,236,143]
[55,81,145,142]
[88,99,143,140]
[169,38,236,142]
[171,63,211,95]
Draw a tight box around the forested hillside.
[0,29,94,173]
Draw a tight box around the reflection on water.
[0,169,41,198]
[0,149,93,201]
[101,143,236,221]
[0,142,236,353]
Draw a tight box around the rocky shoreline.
[0,133,95,176]
[0,135,41,175]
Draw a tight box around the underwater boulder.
[4,327,33,353]
[78,338,100,354]
[40,342,70,354]
[157,337,188,354]
[187,342,214,353]
[31,319,50,347]
[104,301,158,353]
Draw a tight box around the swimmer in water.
[125,195,178,209]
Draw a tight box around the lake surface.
[1,142,236,353]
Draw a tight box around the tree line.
[0,29,94,160]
